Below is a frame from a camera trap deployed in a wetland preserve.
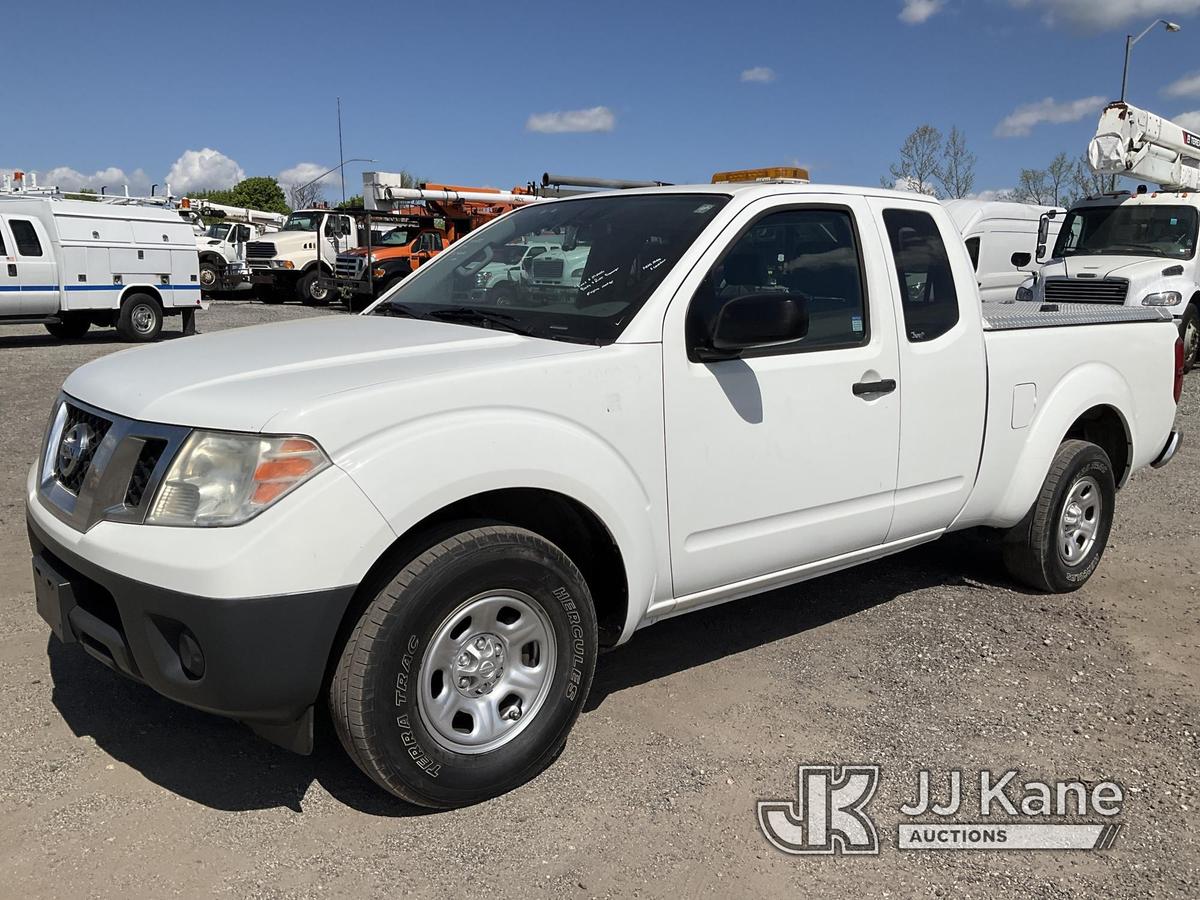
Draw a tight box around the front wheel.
[198,260,221,293]
[296,270,331,306]
[1179,303,1199,373]
[329,524,598,808]
[1002,439,1115,592]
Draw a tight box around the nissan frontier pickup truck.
[28,177,1182,808]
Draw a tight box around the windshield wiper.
[376,303,432,320]
[424,306,537,337]
[1111,243,1168,257]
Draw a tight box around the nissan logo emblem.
[57,422,96,479]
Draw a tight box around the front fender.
[334,408,661,642]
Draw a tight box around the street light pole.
[293,157,377,200]
[1121,19,1182,102]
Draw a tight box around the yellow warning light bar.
[711,166,810,184]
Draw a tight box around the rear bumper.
[28,512,354,751]
[1151,429,1182,468]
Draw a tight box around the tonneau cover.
[981,300,1173,331]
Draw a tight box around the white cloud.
[165,148,244,193]
[891,175,939,196]
[900,0,944,24]
[1010,0,1199,30]
[994,95,1105,137]
[1175,111,1200,131]
[277,162,334,190]
[740,66,776,83]
[1165,71,1200,97]
[526,106,615,134]
[3,165,153,195]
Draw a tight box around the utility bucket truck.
[180,199,285,294]
[1025,101,1200,369]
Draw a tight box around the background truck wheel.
[257,287,287,305]
[1180,303,1199,373]
[198,260,221,293]
[116,293,163,342]
[44,313,90,340]
[329,524,598,808]
[297,270,331,306]
[1002,439,1115,593]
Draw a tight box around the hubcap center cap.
[452,632,505,697]
[1062,503,1082,528]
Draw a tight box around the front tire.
[116,293,163,342]
[296,270,331,306]
[329,524,597,808]
[1180,303,1199,373]
[198,260,221,293]
[1002,439,1115,592]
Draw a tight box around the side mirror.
[1035,209,1056,262]
[695,292,809,361]
[1010,251,1032,268]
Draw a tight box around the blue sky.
[5,0,1200,201]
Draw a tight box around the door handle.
[6,264,15,277]
[852,378,897,397]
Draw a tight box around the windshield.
[373,194,729,344]
[1053,203,1199,259]
[282,213,321,232]
[373,228,411,246]
[204,222,233,240]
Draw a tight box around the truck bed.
[981,301,1172,331]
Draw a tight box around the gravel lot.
[0,300,1197,898]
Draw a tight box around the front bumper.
[319,275,374,298]
[28,511,354,752]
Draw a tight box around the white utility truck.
[0,196,203,341]
[28,175,1182,808]
[240,208,364,304]
[1025,101,1200,369]
[944,199,1063,301]
[182,200,284,293]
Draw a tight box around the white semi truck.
[181,200,284,293]
[1024,101,1200,369]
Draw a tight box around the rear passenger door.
[0,215,58,314]
[869,198,987,540]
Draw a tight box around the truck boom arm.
[1089,101,1200,190]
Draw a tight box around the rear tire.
[329,524,597,808]
[198,260,221,293]
[1180,303,1199,373]
[1002,439,1115,593]
[116,293,163,342]
[44,313,90,340]
[297,270,331,306]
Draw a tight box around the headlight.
[1015,284,1034,302]
[1142,291,1182,307]
[146,432,329,527]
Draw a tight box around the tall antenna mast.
[337,97,346,204]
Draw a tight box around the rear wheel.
[116,293,163,342]
[44,313,90,340]
[1179,303,1199,373]
[198,260,221,293]
[329,524,598,808]
[1002,439,1115,592]
[297,270,331,306]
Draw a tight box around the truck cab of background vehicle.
[469,241,556,303]
[1023,190,1200,367]
[244,208,360,305]
[943,199,1063,301]
[196,221,256,291]
[323,216,449,308]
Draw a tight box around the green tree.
[336,194,364,210]
[229,177,290,215]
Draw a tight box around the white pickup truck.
[27,180,1182,808]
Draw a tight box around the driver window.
[691,207,868,354]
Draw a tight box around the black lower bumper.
[318,276,374,298]
[28,514,355,753]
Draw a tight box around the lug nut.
[458,677,470,688]
[475,637,487,650]
[458,653,470,666]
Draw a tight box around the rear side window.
[10,219,42,257]
[883,209,960,343]
[964,236,980,271]
[0,222,7,255]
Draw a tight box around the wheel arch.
[119,285,163,308]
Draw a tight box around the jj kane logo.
[758,765,1125,855]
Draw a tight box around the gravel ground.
[0,300,1196,898]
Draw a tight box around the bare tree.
[1071,154,1108,202]
[937,127,977,198]
[1012,168,1051,205]
[885,125,944,197]
[288,181,324,210]
[1045,152,1073,206]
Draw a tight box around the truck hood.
[62,316,589,432]
[1044,255,1171,279]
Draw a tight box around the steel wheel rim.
[416,589,557,754]
[310,281,328,301]
[199,267,216,287]
[132,304,156,334]
[1058,475,1102,566]
[1186,318,1199,364]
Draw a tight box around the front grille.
[1043,278,1128,304]
[245,241,276,260]
[56,404,112,494]
[123,439,167,507]
[532,258,564,280]
[336,254,363,278]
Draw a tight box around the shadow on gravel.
[44,532,1017,816]
[0,330,189,350]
